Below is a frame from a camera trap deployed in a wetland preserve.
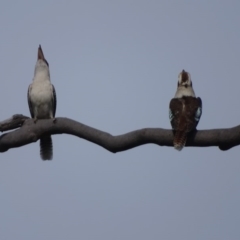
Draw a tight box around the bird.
[28,45,57,160]
[169,69,202,151]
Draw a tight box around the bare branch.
[0,114,239,153]
[0,114,29,132]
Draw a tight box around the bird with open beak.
[28,45,57,160]
[169,70,202,151]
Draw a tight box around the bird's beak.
[38,45,45,61]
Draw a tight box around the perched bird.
[169,70,202,151]
[28,45,57,160]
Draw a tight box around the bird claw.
[53,118,56,123]
[33,118,38,123]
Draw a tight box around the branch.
[0,114,30,131]
[0,114,239,153]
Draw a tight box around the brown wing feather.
[52,84,57,117]
[169,96,202,150]
[27,84,34,118]
[169,98,183,130]
[183,97,202,132]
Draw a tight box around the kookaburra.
[169,70,202,151]
[28,45,57,160]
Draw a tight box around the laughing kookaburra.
[169,70,202,151]
[28,45,57,160]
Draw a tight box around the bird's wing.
[184,97,202,131]
[169,98,183,130]
[52,84,57,117]
[195,97,202,125]
[27,84,34,118]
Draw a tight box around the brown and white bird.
[169,70,202,151]
[28,45,57,160]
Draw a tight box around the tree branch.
[0,114,239,153]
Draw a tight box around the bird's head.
[177,69,192,88]
[34,45,50,77]
[37,45,49,67]
[174,69,195,98]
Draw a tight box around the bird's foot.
[53,118,56,123]
[33,118,38,123]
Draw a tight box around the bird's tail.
[173,131,187,151]
[40,135,53,160]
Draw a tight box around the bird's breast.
[30,81,52,104]
[29,80,53,119]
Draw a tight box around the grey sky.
[0,0,240,239]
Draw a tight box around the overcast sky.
[0,1,240,239]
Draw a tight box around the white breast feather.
[174,86,195,98]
